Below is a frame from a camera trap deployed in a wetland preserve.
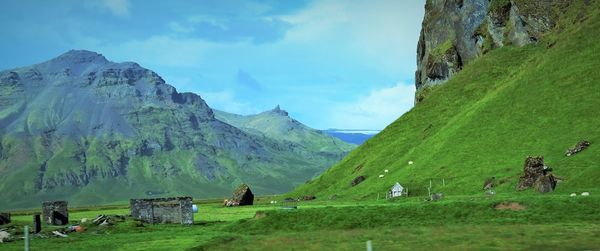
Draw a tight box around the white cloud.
[86,0,130,17]
[280,0,425,74]
[329,83,415,129]
[200,90,259,115]
[98,36,218,68]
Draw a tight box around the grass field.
[2,194,599,250]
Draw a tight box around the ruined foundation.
[42,201,69,225]
[130,197,193,225]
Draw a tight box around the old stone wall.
[130,197,193,224]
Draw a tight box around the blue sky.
[0,0,425,130]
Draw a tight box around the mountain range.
[0,50,353,209]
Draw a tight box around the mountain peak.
[267,105,288,116]
[50,49,109,65]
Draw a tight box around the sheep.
[378,174,384,178]
[570,193,577,197]
[408,161,414,165]
[384,169,389,173]
[581,192,590,196]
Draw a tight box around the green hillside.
[291,0,600,200]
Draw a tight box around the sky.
[0,0,425,130]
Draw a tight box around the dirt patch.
[494,202,527,211]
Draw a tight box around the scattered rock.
[581,192,590,196]
[0,231,11,243]
[570,193,577,197]
[483,177,495,190]
[430,193,443,201]
[283,198,297,202]
[300,195,316,201]
[494,202,526,211]
[565,140,590,156]
[351,176,366,187]
[485,190,496,196]
[517,156,557,193]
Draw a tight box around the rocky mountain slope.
[215,107,354,154]
[415,0,573,102]
[0,50,351,209]
[291,0,599,199]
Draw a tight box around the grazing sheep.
[378,174,384,178]
[384,169,389,173]
[408,161,414,165]
[570,193,577,197]
[581,192,590,196]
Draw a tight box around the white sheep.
[408,161,414,165]
[378,174,384,178]
[384,169,389,173]
[570,193,577,197]
[581,192,590,196]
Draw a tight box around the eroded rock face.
[415,0,571,103]
[517,156,557,193]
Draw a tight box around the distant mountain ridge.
[215,107,355,153]
[0,50,353,209]
[323,129,379,145]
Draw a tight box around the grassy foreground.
[1,194,599,250]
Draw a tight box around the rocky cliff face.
[415,0,572,103]
[0,50,351,209]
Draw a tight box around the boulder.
[230,184,254,206]
[431,193,444,201]
[351,176,366,186]
[300,195,316,201]
[517,156,557,193]
[0,231,11,243]
[565,140,591,156]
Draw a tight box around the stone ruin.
[0,212,10,225]
[42,201,69,225]
[130,197,193,225]
[224,184,254,206]
[517,156,558,193]
[565,140,591,156]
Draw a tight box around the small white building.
[388,182,405,198]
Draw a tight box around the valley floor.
[1,194,599,250]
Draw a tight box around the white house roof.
[391,182,403,191]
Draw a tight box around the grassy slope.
[290,1,600,200]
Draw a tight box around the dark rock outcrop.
[351,175,366,187]
[415,0,571,103]
[565,140,591,156]
[517,156,557,193]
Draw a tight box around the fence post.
[24,225,30,251]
